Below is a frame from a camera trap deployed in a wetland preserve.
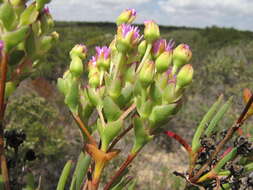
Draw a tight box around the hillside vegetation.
[6,22,253,189]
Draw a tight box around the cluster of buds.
[57,8,193,189]
[166,92,253,190]
[0,0,58,99]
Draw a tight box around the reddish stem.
[103,153,137,190]
[165,131,192,153]
[0,52,10,190]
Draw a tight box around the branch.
[107,124,133,152]
[71,113,97,146]
[103,153,137,190]
[190,94,253,183]
[119,103,136,121]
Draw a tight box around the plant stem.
[103,153,137,190]
[190,94,253,183]
[0,52,10,190]
[113,52,124,80]
[119,103,136,120]
[107,124,133,152]
[72,113,97,146]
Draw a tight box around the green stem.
[113,52,124,80]
[136,43,152,73]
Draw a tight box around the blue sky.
[49,0,253,31]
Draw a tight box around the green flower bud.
[38,31,58,55]
[139,60,155,87]
[155,51,173,73]
[69,56,83,77]
[88,59,100,88]
[2,26,30,52]
[176,64,194,89]
[144,20,160,43]
[70,44,87,60]
[172,44,192,74]
[116,8,136,25]
[0,2,16,30]
[36,0,51,11]
[5,81,16,99]
[97,119,123,151]
[19,3,39,26]
[40,9,54,34]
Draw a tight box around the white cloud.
[157,0,253,30]
[48,0,253,31]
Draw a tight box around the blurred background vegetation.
[5,22,253,189]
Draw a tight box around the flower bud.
[70,44,87,60]
[88,57,100,88]
[155,51,173,73]
[38,31,59,55]
[144,20,160,43]
[0,2,15,30]
[40,8,54,34]
[172,44,192,74]
[138,40,147,56]
[139,60,155,87]
[116,8,136,25]
[176,64,193,89]
[95,46,111,70]
[69,56,83,77]
[152,39,166,58]
[116,24,140,53]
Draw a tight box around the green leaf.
[2,26,30,52]
[64,78,79,114]
[99,119,123,151]
[213,148,237,173]
[19,3,39,26]
[69,152,91,190]
[149,104,178,127]
[131,116,153,154]
[56,160,73,190]
[0,2,16,30]
[103,96,122,122]
[205,96,233,137]
[23,172,36,190]
[192,95,223,152]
